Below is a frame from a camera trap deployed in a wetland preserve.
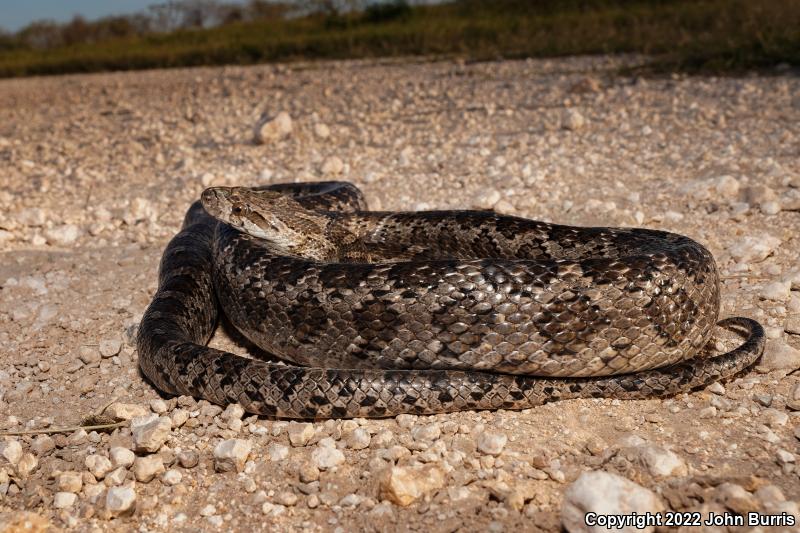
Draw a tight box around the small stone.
[345,428,371,450]
[378,465,445,506]
[53,492,77,509]
[760,281,792,301]
[635,444,687,478]
[170,408,189,428]
[78,346,101,364]
[564,109,586,130]
[477,431,507,456]
[369,502,394,518]
[110,447,135,468]
[31,435,55,455]
[776,449,795,464]
[221,403,245,421]
[161,469,182,486]
[131,414,172,453]
[261,502,286,516]
[133,456,165,482]
[177,450,199,469]
[0,439,22,465]
[757,340,800,372]
[707,382,725,395]
[85,454,113,480]
[84,484,105,504]
[699,406,717,418]
[785,317,800,335]
[754,484,785,504]
[98,339,122,358]
[105,466,128,486]
[714,483,759,515]
[106,403,149,421]
[475,189,501,209]
[267,443,289,462]
[339,493,362,507]
[728,234,781,263]
[254,111,292,144]
[149,399,168,414]
[199,504,216,516]
[395,414,416,429]
[744,184,778,207]
[287,422,315,447]
[321,156,344,175]
[314,123,330,138]
[57,472,83,493]
[761,408,789,427]
[16,453,37,477]
[754,394,773,407]
[199,404,223,417]
[214,438,252,472]
[299,463,320,483]
[276,491,298,506]
[106,486,136,516]
[311,445,345,470]
[126,197,156,224]
[44,224,81,246]
[411,423,441,442]
[16,207,46,226]
[561,471,664,533]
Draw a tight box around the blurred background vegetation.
[0,0,797,77]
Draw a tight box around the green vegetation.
[0,0,797,78]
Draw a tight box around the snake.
[136,181,765,419]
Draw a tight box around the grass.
[0,0,798,78]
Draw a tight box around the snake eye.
[232,204,244,215]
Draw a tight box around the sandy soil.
[0,56,798,532]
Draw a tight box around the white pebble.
[311,445,345,470]
[0,439,23,465]
[728,234,781,263]
[254,111,292,144]
[85,454,113,480]
[760,281,792,301]
[321,156,344,175]
[214,438,252,472]
[378,465,445,506]
[57,472,83,493]
[287,422,315,447]
[99,339,122,358]
[133,456,165,483]
[53,491,77,509]
[161,469,183,486]
[106,486,136,515]
[267,443,289,462]
[131,414,172,453]
[314,123,330,138]
[110,447,136,468]
[476,431,507,456]
[562,471,663,533]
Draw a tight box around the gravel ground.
[0,56,799,532]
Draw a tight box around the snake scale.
[137,181,765,419]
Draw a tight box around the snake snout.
[201,187,232,215]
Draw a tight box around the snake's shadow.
[216,314,288,365]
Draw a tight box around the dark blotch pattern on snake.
[137,181,765,418]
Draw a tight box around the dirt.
[0,56,798,532]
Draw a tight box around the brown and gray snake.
[136,181,765,419]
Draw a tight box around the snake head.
[201,187,329,258]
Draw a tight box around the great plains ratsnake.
[137,181,764,418]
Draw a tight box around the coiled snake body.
[137,181,764,418]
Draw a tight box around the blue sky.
[1,0,241,32]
